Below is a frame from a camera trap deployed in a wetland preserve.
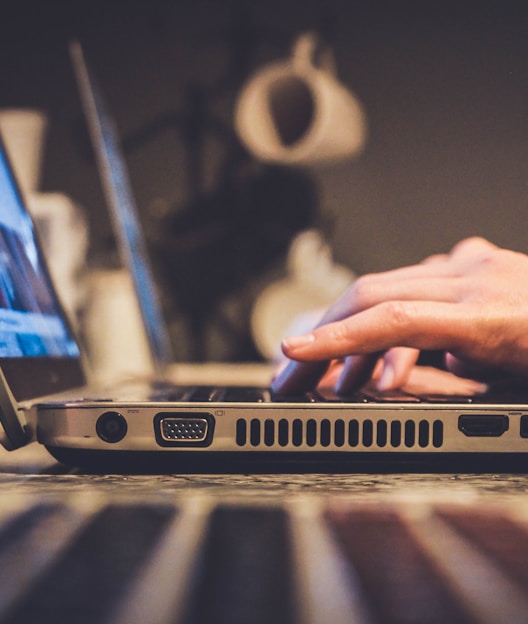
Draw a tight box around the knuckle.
[349,274,375,309]
[473,249,507,274]
[463,235,489,248]
[452,236,490,255]
[382,300,413,329]
[327,322,352,346]
[421,253,447,265]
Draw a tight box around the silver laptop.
[0,45,527,471]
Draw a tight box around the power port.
[96,411,128,443]
[458,414,509,437]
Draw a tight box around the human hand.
[271,237,528,395]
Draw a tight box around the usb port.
[458,414,509,437]
[154,413,214,447]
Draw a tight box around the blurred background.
[2,0,528,364]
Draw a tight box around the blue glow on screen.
[0,142,80,358]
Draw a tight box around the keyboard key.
[188,386,222,402]
[269,390,314,403]
[416,394,475,404]
[312,388,369,403]
[222,387,266,403]
[361,388,422,403]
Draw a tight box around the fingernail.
[282,332,315,351]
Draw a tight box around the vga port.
[162,417,208,441]
[154,413,214,447]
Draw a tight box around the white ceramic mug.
[83,269,155,385]
[235,32,367,166]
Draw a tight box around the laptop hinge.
[0,369,30,450]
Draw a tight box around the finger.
[270,358,330,395]
[421,253,449,266]
[315,269,471,330]
[344,248,465,286]
[316,359,346,388]
[334,352,381,395]
[313,238,498,332]
[402,366,488,396]
[376,347,421,390]
[280,300,471,362]
[349,237,497,288]
[350,276,465,314]
[444,352,506,382]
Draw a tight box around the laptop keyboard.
[150,383,528,404]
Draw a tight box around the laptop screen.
[0,134,85,400]
[0,144,79,358]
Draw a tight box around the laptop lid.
[0,132,86,448]
[69,41,173,375]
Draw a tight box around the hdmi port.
[458,414,509,437]
[154,413,214,447]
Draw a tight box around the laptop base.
[46,447,528,474]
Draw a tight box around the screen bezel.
[0,357,85,402]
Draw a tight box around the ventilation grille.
[236,417,444,449]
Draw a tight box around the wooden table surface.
[1,441,527,503]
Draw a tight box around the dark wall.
[3,0,528,358]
